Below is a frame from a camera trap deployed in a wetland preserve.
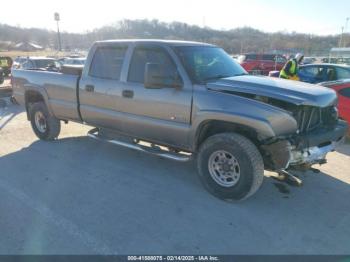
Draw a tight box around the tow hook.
[274,170,303,187]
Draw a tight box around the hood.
[207,75,337,107]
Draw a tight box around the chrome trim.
[87,129,191,162]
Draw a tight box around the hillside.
[0,19,343,55]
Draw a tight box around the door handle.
[122,89,134,98]
[85,84,94,92]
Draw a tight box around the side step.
[87,128,191,162]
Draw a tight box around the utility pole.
[344,17,349,47]
[339,26,344,48]
[54,12,62,51]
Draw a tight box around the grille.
[295,106,338,134]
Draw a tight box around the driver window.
[128,46,178,84]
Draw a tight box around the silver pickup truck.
[12,40,348,201]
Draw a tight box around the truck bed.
[12,69,82,122]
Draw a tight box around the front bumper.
[263,120,348,170]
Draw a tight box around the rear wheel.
[29,102,61,140]
[197,133,264,201]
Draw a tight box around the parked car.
[12,56,28,70]
[238,53,287,75]
[302,57,316,65]
[12,39,348,201]
[63,57,86,66]
[0,56,13,76]
[321,57,350,65]
[298,64,350,84]
[320,79,350,125]
[19,57,60,72]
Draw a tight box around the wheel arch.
[24,89,53,120]
[194,120,263,151]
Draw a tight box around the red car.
[321,80,350,125]
[238,53,287,75]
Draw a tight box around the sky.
[1,0,349,35]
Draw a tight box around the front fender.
[189,88,298,149]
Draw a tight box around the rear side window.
[128,46,176,83]
[89,46,127,80]
[339,87,350,98]
[245,54,257,61]
[262,54,274,61]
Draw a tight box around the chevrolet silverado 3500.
[12,40,348,201]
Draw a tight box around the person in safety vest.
[279,53,304,80]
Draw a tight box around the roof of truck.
[95,39,215,47]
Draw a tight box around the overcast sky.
[1,0,349,35]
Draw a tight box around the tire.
[29,102,61,140]
[197,133,264,201]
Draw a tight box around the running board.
[87,128,191,162]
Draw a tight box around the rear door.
[79,44,128,131]
[116,44,192,148]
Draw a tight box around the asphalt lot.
[0,96,350,254]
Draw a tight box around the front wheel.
[197,133,264,201]
[29,102,61,140]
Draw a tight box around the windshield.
[175,46,247,84]
[34,59,55,68]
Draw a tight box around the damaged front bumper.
[262,120,348,171]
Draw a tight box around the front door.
[117,44,192,148]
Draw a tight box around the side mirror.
[144,63,182,89]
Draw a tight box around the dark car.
[298,64,350,84]
[238,53,287,75]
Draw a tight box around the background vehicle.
[0,56,13,76]
[298,64,350,83]
[12,57,27,70]
[19,57,60,72]
[302,57,316,64]
[11,40,348,201]
[63,57,86,66]
[320,79,350,125]
[238,53,286,75]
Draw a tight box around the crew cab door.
[78,44,128,131]
[118,44,192,148]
